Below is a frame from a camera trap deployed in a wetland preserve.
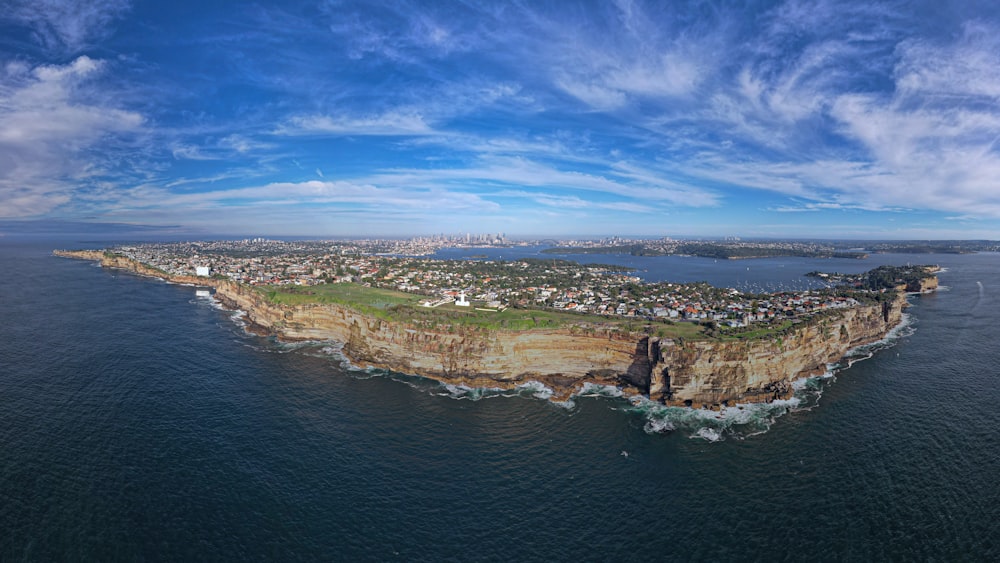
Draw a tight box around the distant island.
[55,240,939,409]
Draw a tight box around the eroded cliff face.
[647,298,904,407]
[211,280,640,395]
[57,250,922,407]
[212,277,910,406]
[909,276,939,293]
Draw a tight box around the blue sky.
[2,0,1000,238]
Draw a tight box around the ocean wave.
[575,382,625,399]
[429,380,578,408]
[622,395,801,441]
[229,309,247,328]
[270,340,335,354]
[201,282,916,440]
[620,314,917,441]
[516,380,553,400]
[765,312,915,417]
[437,383,507,401]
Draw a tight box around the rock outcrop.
[56,250,929,407]
[646,299,903,407]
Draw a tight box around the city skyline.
[3,0,1000,239]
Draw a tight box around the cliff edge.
[56,250,933,408]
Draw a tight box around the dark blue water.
[2,240,998,560]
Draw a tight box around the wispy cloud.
[277,111,435,136]
[525,2,716,111]
[171,144,219,161]
[5,0,1000,236]
[6,0,130,54]
[825,23,1000,217]
[0,56,143,217]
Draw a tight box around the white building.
[456,291,470,307]
[196,266,210,277]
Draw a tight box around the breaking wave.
[201,284,917,441]
[622,395,802,441]
[431,381,575,409]
[621,312,917,441]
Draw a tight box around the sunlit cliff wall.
[58,250,926,407]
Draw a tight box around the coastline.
[54,249,935,409]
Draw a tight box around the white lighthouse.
[455,291,470,307]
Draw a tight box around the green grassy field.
[263,283,421,308]
[258,282,708,338]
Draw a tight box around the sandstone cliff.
[647,299,903,406]
[56,250,929,408]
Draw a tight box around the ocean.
[1,239,998,560]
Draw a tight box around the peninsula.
[55,241,938,408]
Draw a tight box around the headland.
[55,245,938,408]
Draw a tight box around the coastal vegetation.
[54,246,937,409]
[806,264,937,292]
[259,282,707,337]
[675,243,866,260]
[542,244,667,256]
[66,241,938,346]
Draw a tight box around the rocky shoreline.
[55,249,936,408]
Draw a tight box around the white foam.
[437,383,506,401]
[575,382,625,398]
[191,278,918,440]
[620,392,810,441]
[643,417,676,434]
[691,427,723,442]
[516,380,560,402]
[553,398,578,410]
[516,380,550,396]
[782,312,916,414]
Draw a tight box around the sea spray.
[623,313,917,441]
[623,396,801,441]
[199,279,919,440]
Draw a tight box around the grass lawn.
[258,282,707,338]
[262,283,422,308]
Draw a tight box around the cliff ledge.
[56,250,934,408]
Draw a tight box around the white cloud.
[101,180,501,233]
[171,144,218,161]
[893,24,1000,100]
[356,155,719,207]
[550,35,709,110]
[0,57,144,217]
[277,111,435,136]
[219,134,273,154]
[10,0,1000,235]
[493,189,652,214]
[823,26,1000,217]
